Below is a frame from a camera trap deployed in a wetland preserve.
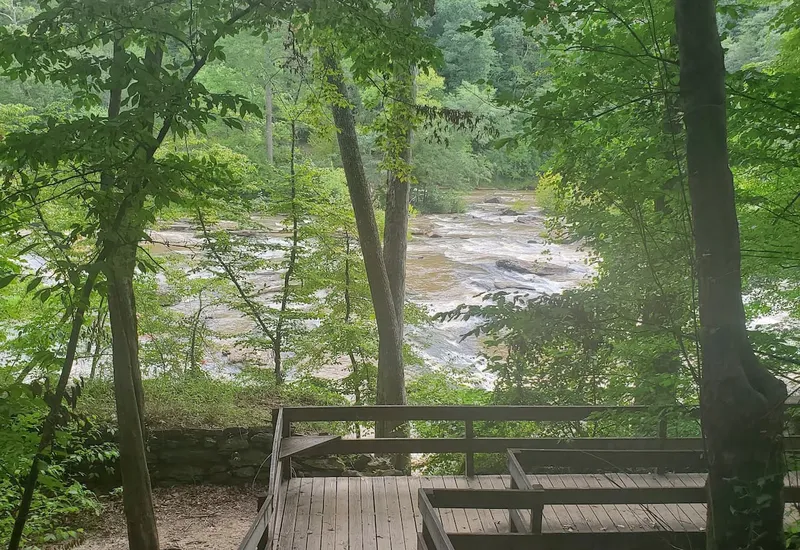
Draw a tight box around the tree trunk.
[674,2,787,549]
[379,59,415,437]
[8,271,98,550]
[265,80,274,164]
[324,53,405,414]
[105,234,160,550]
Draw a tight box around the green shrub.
[0,381,108,548]
[79,369,348,429]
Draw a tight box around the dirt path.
[70,485,258,550]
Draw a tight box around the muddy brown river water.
[145,189,591,381]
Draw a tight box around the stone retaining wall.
[82,426,400,488]
[147,427,274,485]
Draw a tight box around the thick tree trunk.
[324,54,406,414]
[105,230,160,550]
[674,2,787,549]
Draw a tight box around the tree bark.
[105,229,159,550]
[379,60,415,437]
[674,2,787,549]
[324,54,405,415]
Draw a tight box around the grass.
[79,369,348,429]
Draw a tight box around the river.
[148,189,591,381]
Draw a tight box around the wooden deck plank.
[396,476,419,550]
[348,475,363,550]
[306,478,325,550]
[320,478,337,550]
[577,474,619,532]
[360,477,378,550]
[384,477,406,550]
[443,476,473,533]
[490,474,514,532]
[624,474,682,531]
[535,473,579,532]
[615,474,663,531]
[372,478,391,550]
[558,474,602,533]
[528,474,560,533]
[645,473,702,532]
[430,476,457,533]
[483,475,513,532]
[475,476,504,532]
[333,478,349,550]
[278,479,302,550]
[454,476,486,533]
[463,476,498,533]
[292,478,313,550]
[599,473,648,532]
[407,477,422,531]
[663,473,708,530]
[586,473,641,532]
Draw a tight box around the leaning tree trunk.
[674,2,787,549]
[324,54,405,413]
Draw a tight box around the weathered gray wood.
[373,478,391,550]
[277,479,302,550]
[283,405,659,422]
[429,477,456,532]
[292,478,313,550]
[445,532,706,550]
[418,488,456,550]
[306,478,324,550]
[464,420,474,477]
[280,436,341,459]
[424,487,545,510]
[462,476,498,533]
[347,474,363,550]
[360,477,378,550]
[385,477,407,549]
[398,477,420,549]
[513,448,706,472]
[320,478,336,550]
[333,478,349,550]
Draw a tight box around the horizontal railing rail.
[280,405,800,477]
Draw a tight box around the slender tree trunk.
[265,80,274,164]
[274,119,300,384]
[8,272,98,550]
[674,3,787,549]
[324,54,405,414]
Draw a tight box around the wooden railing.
[239,404,800,550]
[237,409,284,550]
[280,405,710,477]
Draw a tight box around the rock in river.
[496,259,572,278]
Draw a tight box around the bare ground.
[68,485,259,550]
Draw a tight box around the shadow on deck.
[238,405,800,550]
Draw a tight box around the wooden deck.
[273,473,800,550]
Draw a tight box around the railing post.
[281,410,291,480]
[465,419,474,477]
[657,413,668,475]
